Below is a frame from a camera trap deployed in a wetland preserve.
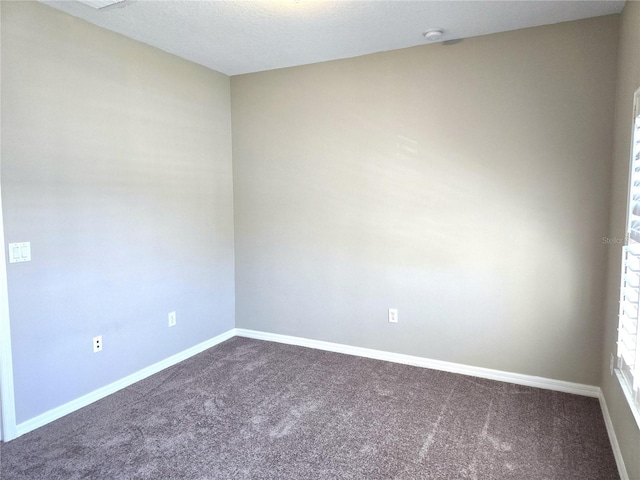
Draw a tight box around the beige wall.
[232,16,619,386]
[602,1,640,478]
[1,1,234,423]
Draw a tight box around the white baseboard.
[599,390,630,480]
[234,328,600,398]
[14,328,235,439]
[11,327,604,444]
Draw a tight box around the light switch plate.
[9,242,31,263]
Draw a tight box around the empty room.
[0,0,639,478]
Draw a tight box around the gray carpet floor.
[0,337,620,479]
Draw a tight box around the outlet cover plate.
[93,335,102,353]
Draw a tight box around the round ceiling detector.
[423,29,444,42]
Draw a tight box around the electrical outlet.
[93,335,102,353]
[168,311,176,327]
[388,308,398,324]
[610,353,615,376]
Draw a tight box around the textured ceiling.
[42,0,625,76]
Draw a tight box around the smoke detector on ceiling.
[76,0,135,10]
[423,29,444,42]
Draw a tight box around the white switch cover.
[9,242,31,263]
[388,308,398,323]
[168,311,177,327]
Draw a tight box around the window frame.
[617,86,640,428]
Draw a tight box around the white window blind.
[618,87,640,423]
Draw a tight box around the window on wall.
[618,87,640,426]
